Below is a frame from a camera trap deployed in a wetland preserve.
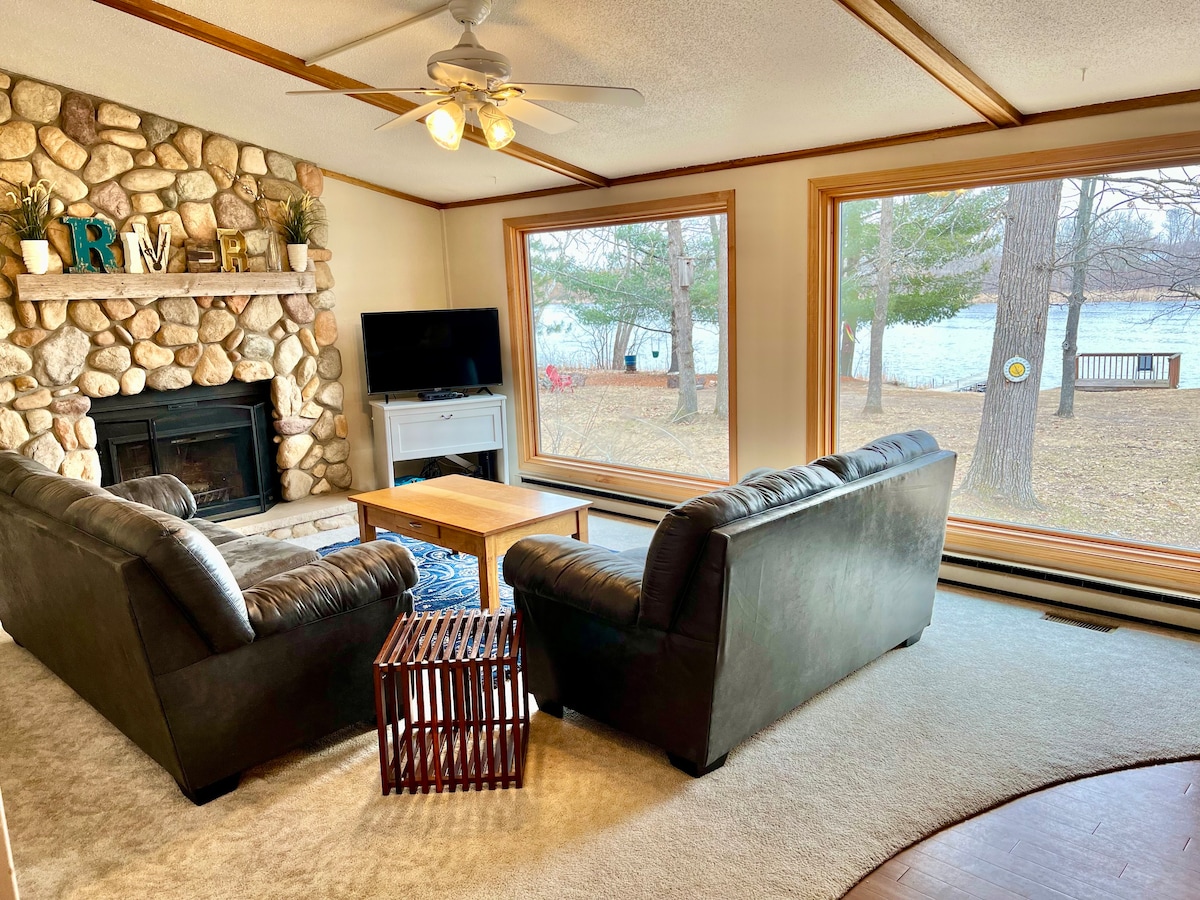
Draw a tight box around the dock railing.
[1076,352,1181,390]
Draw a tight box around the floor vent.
[1041,613,1116,633]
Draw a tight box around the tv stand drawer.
[389,405,503,457]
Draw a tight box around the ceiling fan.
[287,0,644,151]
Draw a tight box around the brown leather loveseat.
[504,431,955,777]
[0,451,417,803]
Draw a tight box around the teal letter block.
[63,216,119,274]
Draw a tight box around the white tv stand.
[370,394,508,489]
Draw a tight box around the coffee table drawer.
[370,509,441,541]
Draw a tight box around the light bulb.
[426,101,465,150]
[478,102,516,150]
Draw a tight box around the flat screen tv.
[361,308,503,395]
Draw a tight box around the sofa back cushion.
[639,464,843,630]
[811,430,940,483]
[107,474,198,520]
[0,451,57,495]
[639,430,943,632]
[63,495,253,652]
[13,470,109,518]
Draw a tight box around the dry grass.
[537,374,730,481]
[536,372,1199,550]
[840,380,1200,549]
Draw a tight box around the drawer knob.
[441,414,454,419]
[408,521,423,529]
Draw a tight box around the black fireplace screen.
[92,383,277,521]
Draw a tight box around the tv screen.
[361,308,503,395]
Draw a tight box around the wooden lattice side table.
[373,609,529,794]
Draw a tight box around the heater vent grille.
[1042,613,1116,633]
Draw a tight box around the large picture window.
[505,193,735,501]
[809,134,1200,597]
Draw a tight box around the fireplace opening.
[91,382,278,521]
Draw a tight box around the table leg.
[478,537,501,611]
[357,504,377,545]
[574,508,589,543]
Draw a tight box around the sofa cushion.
[0,451,56,495]
[107,474,198,520]
[243,542,418,639]
[639,464,843,630]
[218,535,321,590]
[812,430,940,484]
[13,471,109,518]
[191,517,246,547]
[62,494,254,652]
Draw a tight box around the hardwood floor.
[845,760,1200,899]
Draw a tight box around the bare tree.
[863,196,894,415]
[667,218,698,421]
[1056,176,1096,418]
[962,179,1063,507]
[710,215,729,419]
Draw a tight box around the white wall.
[441,103,1200,481]
[321,179,449,489]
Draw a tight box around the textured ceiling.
[3,0,1197,203]
[902,0,1200,113]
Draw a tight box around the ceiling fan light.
[426,100,465,150]
[478,102,516,150]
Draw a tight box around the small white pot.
[287,243,309,273]
[20,239,50,275]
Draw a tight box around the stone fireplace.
[0,68,351,504]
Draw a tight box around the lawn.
[536,370,1200,551]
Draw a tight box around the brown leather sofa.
[0,451,417,803]
[504,431,955,777]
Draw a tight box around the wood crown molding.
[832,0,1023,127]
[92,0,609,189]
[320,169,444,210]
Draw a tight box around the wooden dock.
[1076,352,1181,391]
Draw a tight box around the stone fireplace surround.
[0,68,351,501]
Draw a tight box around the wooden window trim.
[807,130,1200,596]
[504,191,738,504]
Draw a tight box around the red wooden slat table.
[373,609,529,794]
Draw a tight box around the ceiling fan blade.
[501,83,645,106]
[374,99,447,132]
[305,2,448,66]
[287,87,450,97]
[500,98,578,135]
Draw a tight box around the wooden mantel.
[14,271,316,302]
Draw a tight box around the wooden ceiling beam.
[833,0,1023,128]
[91,0,610,189]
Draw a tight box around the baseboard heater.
[518,476,671,521]
[940,553,1200,635]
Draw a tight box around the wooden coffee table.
[351,475,591,610]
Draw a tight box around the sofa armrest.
[503,536,643,626]
[107,474,197,520]
[242,541,418,639]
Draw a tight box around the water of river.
[852,301,1200,390]
[538,300,1199,388]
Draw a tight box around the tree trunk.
[668,219,698,422]
[1056,176,1096,418]
[863,196,894,415]
[710,215,730,419]
[962,179,1064,508]
[611,317,634,370]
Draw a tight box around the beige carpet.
[3,590,1199,900]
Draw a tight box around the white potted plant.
[0,180,55,275]
[278,190,323,273]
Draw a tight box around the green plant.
[0,180,55,242]
[277,190,324,245]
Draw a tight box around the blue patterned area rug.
[318,531,514,613]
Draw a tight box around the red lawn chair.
[545,364,574,392]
